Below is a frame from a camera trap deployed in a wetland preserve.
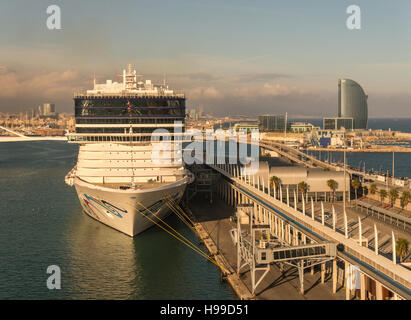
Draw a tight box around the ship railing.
[66,132,195,144]
[75,169,192,186]
[73,90,185,99]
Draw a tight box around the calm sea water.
[305,118,411,179]
[303,117,411,133]
[308,151,411,179]
[0,141,236,300]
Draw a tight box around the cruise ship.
[65,65,193,236]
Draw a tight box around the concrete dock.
[186,195,347,300]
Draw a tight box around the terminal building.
[252,159,349,202]
[232,122,259,133]
[323,117,353,130]
[290,122,320,133]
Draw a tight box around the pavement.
[188,194,347,300]
[294,199,411,263]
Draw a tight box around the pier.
[0,125,66,142]
[183,154,411,300]
[307,147,411,153]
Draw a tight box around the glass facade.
[74,97,185,117]
[75,118,182,124]
[76,127,180,134]
[338,79,368,129]
[74,97,185,134]
[258,115,286,132]
[323,117,353,130]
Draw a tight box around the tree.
[351,178,361,201]
[396,238,409,262]
[379,189,388,206]
[389,189,399,207]
[270,176,281,191]
[298,181,309,201]
[400,191,411,210]
[327,179,337,202]
[369,183,378,195]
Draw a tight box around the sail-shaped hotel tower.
[338,78,368,129]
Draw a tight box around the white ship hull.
[74,176,189,236]
[65,142,193,237]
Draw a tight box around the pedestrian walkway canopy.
[356,199,411,232]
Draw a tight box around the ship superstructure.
[65,65,193,236]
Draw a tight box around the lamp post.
[392,152,395,186]
[343,150,346,212]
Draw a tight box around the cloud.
[233,72,290,82]
[229,82,302,98]
[0,67,90,112]
[185,81,333,117]
[188,92,333,117]
[0,68,85,99]
[170,72,222,82]
[185,73,221,82]
[1,65,410,119]
[186,82,302,101]
[186,86,224,100]
[0,68,19,98]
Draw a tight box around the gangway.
[235,205,337,295]
[257,242,337,264]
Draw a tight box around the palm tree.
[379,189,388,206]
[298,181,308,201]
[400,191,411,210]
[369,183,378,195]
[351,178,361,202]
[389,189,399,207]
[270,176,281,193]
[327,179,337,202]
[396,238,409,262]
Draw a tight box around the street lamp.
[343,150,346,212]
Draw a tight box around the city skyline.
[0,0,411,117]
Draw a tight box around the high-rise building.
[198,105,204,118]
[338,79,368,129]
[188,108,197,120]
[43,103,56,117]
[258,115,286,132]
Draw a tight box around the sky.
[0,0,410,117]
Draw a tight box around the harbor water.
[0,141,236,299]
